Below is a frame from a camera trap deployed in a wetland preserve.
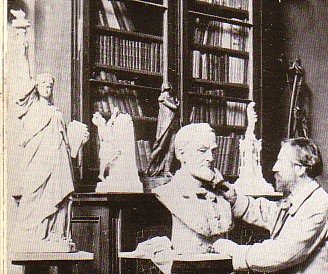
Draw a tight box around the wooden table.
[119,251,233,274]
[11,251,93,274]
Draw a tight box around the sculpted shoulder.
[152,181,176,197]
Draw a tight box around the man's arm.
[214,198,328,272]
[233,208,327,272]
[233,195,278,231]
[219,181,278,231]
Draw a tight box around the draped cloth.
[133,236,174,274]
[16,99,74,247]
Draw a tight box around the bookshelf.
[177,0,255,179]
[72,0,260,190]
[72,0,172,191]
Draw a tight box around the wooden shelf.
[11,251,94,263]
[95,64,163,78]
[212,123,246,132]
[132,116,158,123]
[89,79,161,92]
[191,1,249,21]
[245,192,284,199]
[72,192,158,202]
[96,111,158,122]
[188,92,251,103]
[126,0,167,10]
[193,44,249,59]
[193,78,249,91]
[95,26,163,43]
[119,251,231,261]
[190,122,246,133]
[189,11,252,28]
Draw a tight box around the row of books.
[190,100,247,127]
[191,87,225,96]
[214,134,242,176]
[92,70,138,85]
[98,0,135,31]
[94,86,143,117]
[196,0,249,10]
[193,50,248,84]
[96,35,163,73]
[94,85,159,118]
[135,140,152,173]
[194,18,250,52]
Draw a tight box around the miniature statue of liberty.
[234,102,274,194]
[10,9,89,252]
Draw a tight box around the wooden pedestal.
[11,251,93,274]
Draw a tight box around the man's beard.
[274,174,292,196]
[191,166,215,182]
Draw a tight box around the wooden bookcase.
[177,0,256,181]
[72,0,262,189]
[72,0,175,191]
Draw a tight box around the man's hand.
[212,239,239,257]
[213,178,237,206]
[220,181,237,205]
[213,168,224,183]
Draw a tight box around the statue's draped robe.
[147,92,179,175]
[17,99,74,240]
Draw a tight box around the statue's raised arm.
[9,9,36,117]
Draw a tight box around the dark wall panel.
[281,0,328,190]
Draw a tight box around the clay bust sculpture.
[153,123,233,254]
[147,82,180,177]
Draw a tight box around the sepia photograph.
[2,0,328,273]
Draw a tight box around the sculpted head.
[247,102,258,124]
[92,112,106,126]
[35,73,55,101]
[174,123,217,182]
[272,137,322,194]
[161,82,172,92]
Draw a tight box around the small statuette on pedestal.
[92,110,143,193]
[234,102,275,195]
